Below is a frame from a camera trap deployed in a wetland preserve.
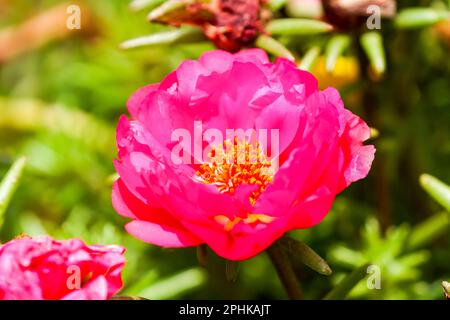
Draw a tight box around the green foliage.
[420,174,450,211]
[266,18,333,36]
[395,7,450,29]
[298,46,321,71]
[325,35,351,72]
[329,216,448,299]
[360,32,386,77]
[120,27,205,50]
[255,35,295,61]
[0,157,27,228]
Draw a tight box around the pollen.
[196,138,274,205]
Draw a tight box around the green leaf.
[395,8,450,29]
[286,0,323,19]
[420,174,450,211]
[122,270,158,295]
[120,27,205,49]
[147,0,186,22]
[225,260,240,283]
[269,0,287,11]
[329,246,365,268]
[0,98,115,156]
[360,31,386,77]
[129,0,166,11]
[407,212,450,250]
[266,18,333,36]
[0,157,27,228]
[298,46,321,71]
[324,264,370,300]
[280,236,332,276]
[325,34,351,72]
[255,35,295,61]
[135,268,206,299]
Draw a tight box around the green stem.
[267,241,303,300]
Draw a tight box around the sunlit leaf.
[396,251,430,269]
[329,246,365,268]
[325,34,351,72]
[0,157,27,228]
[0,98,114,156]
[269,0,287,11]
[120,27,205,49]
[298,46,321,71]
[255,35,295,61]
[420,174,450,211]
[407,212,450,250]
[129,0,166,11]
[286,0,323,19]
[122,270,159,296]
[395,8,450,29]
[360,31,386,77]
[267,18,333,36]
[147,0,187,22]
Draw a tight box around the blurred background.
[0,0,449,299]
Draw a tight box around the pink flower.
[0,236,125,300]
[113,49,375,261]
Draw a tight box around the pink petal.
[62,276,109,300]
[125,220,203,248]
[127,84,159,118]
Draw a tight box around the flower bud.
[149,0,270,51]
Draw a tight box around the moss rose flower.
[113,49,375,261]
[0,236,125,300]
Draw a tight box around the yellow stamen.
[214,214,275,232]
[196,138,273,203]
[197,138,276,231]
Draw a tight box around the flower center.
[196,138,276,231]
[196,138,274,204]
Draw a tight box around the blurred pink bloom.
[113,49,375,261]
[0,236,125,300]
